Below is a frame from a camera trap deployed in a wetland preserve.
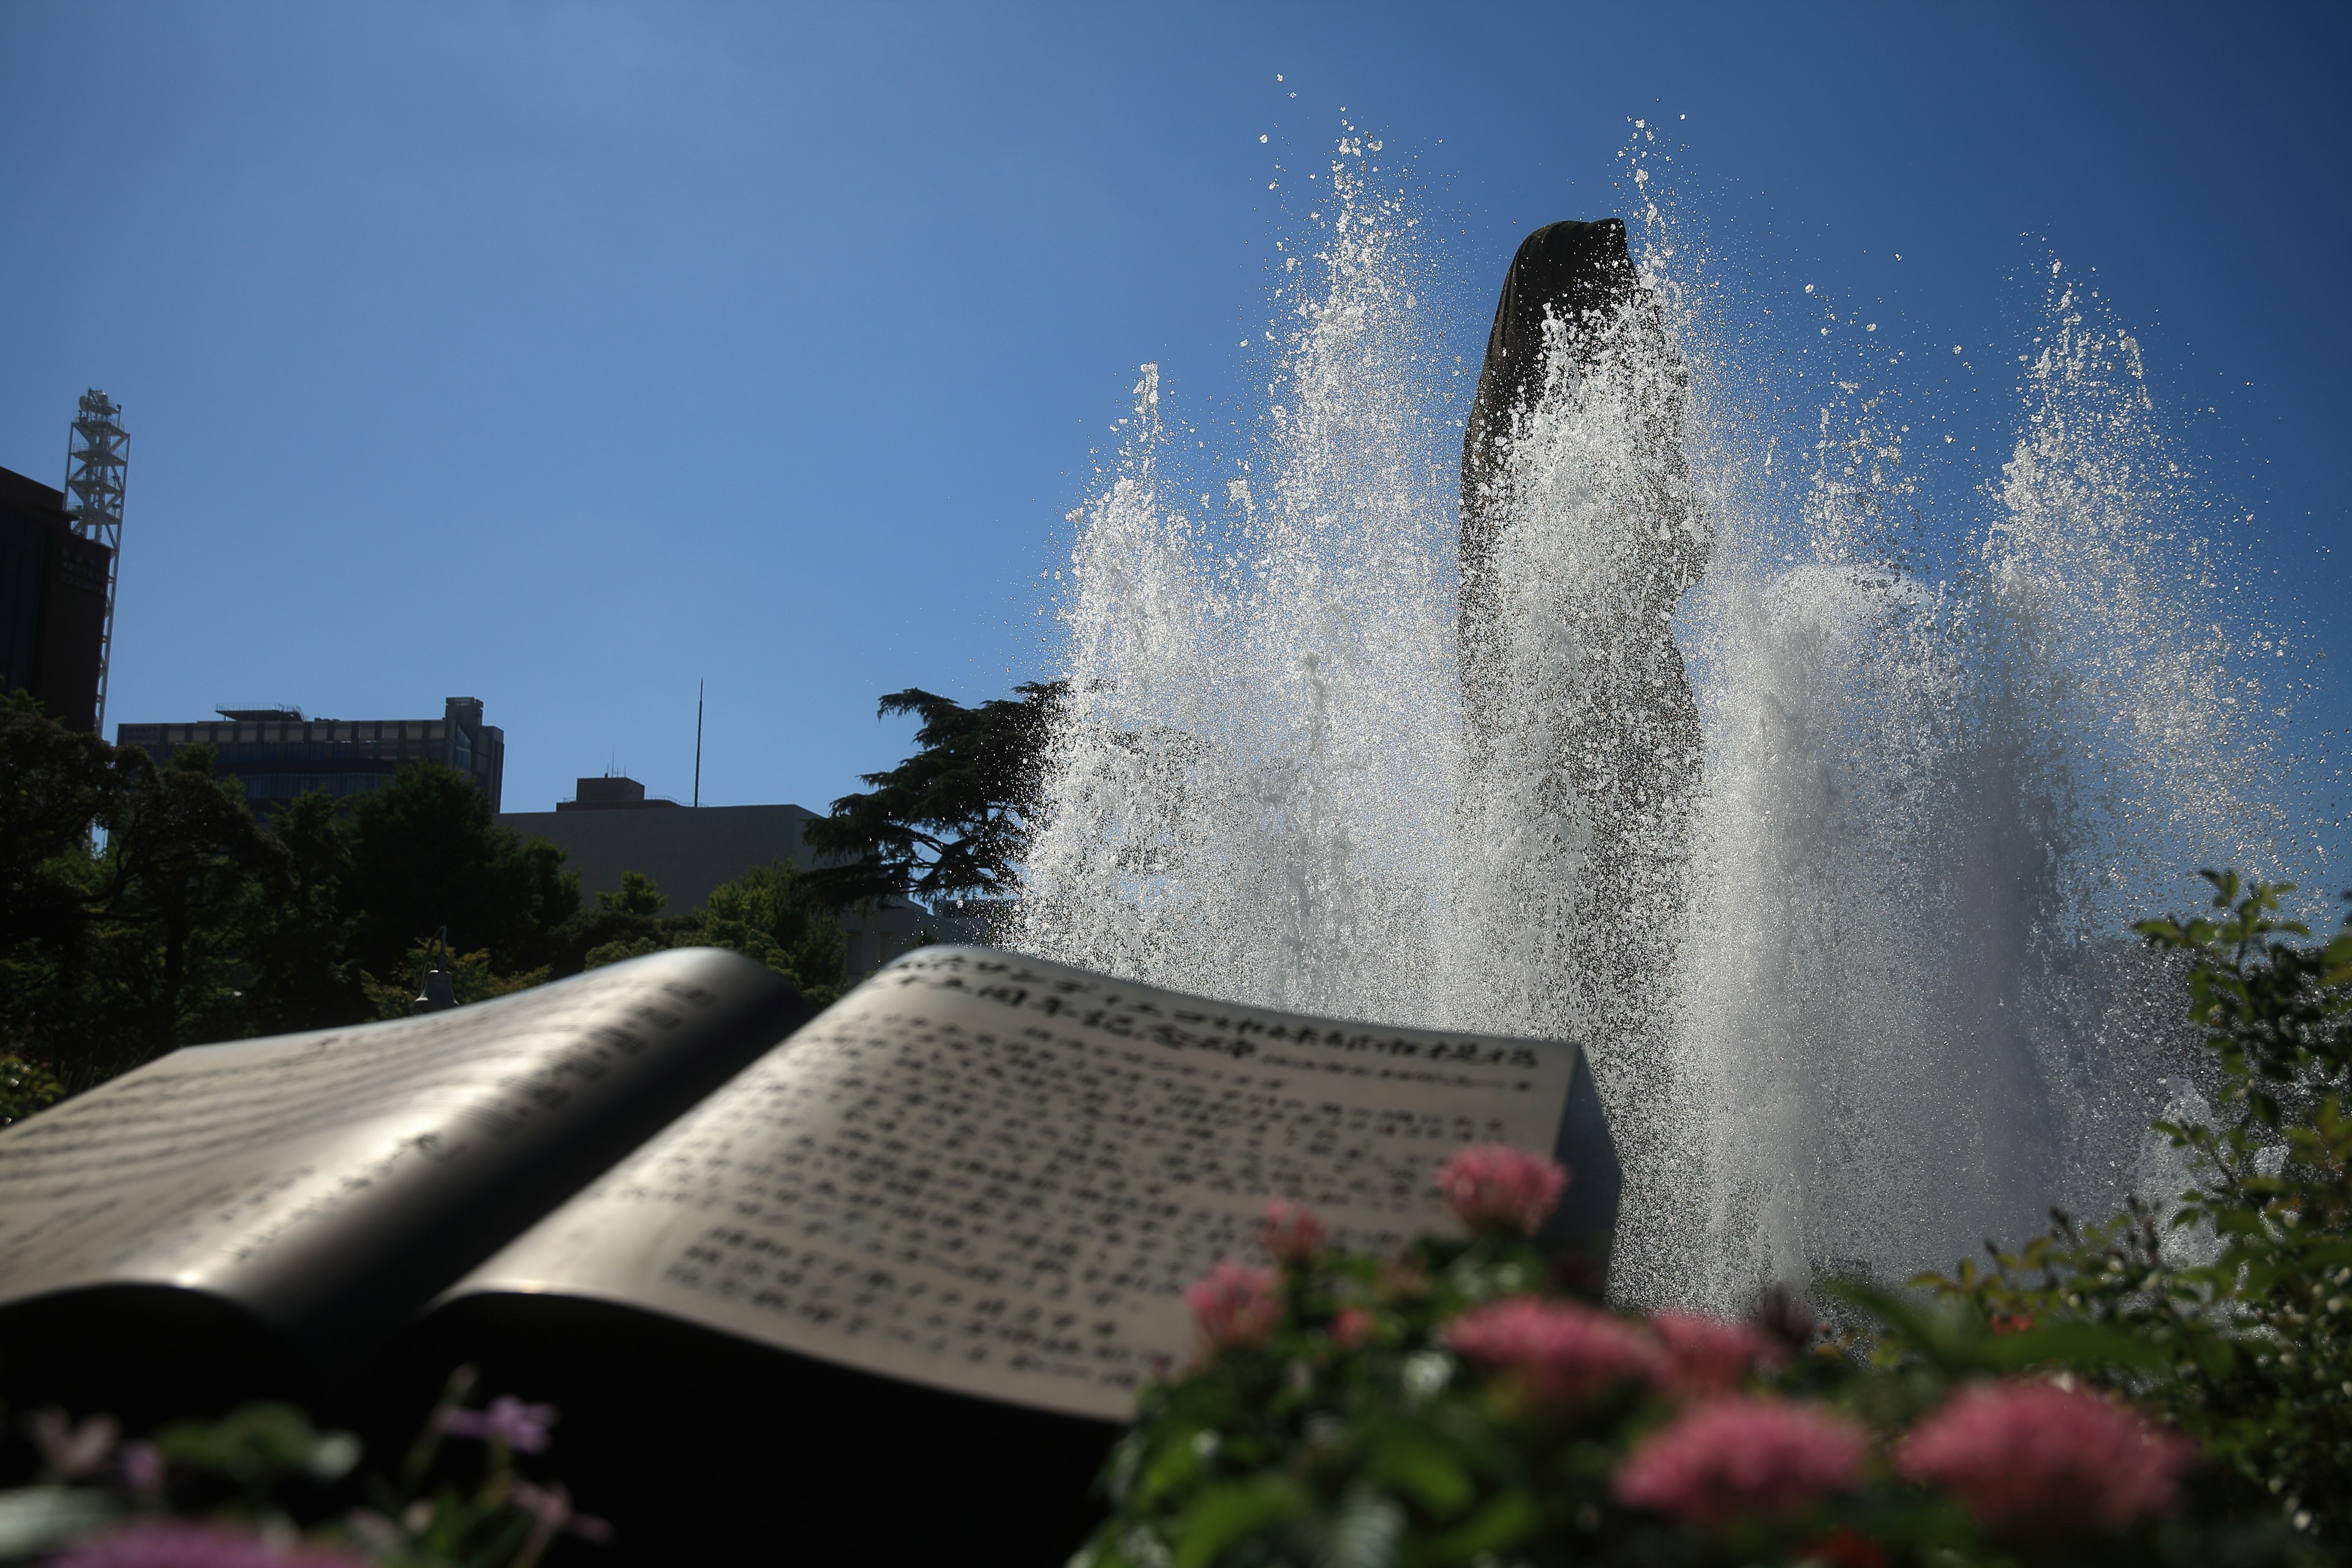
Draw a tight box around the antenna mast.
[62,391,129,733]
[693,680,704,808]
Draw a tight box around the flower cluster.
[1183,1259,1280,1353]
[1256,1197,1327,1265]
[1132,1142,2226,1568]
[1646,1309,1780,1398]
[1894,1379,2192,1531]
[1434,1144,1567,1235]
[1446,1297,1655,1404]
[1613,1396,1868,1526]
[439,1395,558,1452]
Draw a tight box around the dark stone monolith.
[1458,217,1708,1063]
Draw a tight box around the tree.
[802,682,1064,913]
[0,690,116,957]
[0,698,599,1088]
[341,764,577,982]
[696,860,846,1002]
[358,938,551,1021]
[71,744,282,1079]
[1,690,121,1064]
[577,864,847,1006]
[239,789,364,1034]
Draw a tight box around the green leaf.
[1134,1430,1204,1507]
[1979,1321,2174,1373]
[1363,1430,1474,1517]
[1172,1476,1306,1568]
[2190,1335,2239,1378]
[1430,1489,1538,1563]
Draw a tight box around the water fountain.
[1009,129,2283,1306]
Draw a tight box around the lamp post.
[413,927,459,1014]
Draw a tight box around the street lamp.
[413,927,458,1014]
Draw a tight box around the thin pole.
[693,680,704,808]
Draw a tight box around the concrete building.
[0,466,111,733]
[500,777,935,979]
[116,697,505,815]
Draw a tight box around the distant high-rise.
[0,464,111,732]
[61,391,129,734]
[117,696,505,815]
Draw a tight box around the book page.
[456,948,1582,1421]
[0,949,797,1336]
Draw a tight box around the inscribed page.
[457,948,1580,1421]
[0,949,797,1340]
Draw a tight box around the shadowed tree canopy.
[2,691,283,1085]
[342,764,577,980]
[803,682,1065,911]
[1,690,118,956]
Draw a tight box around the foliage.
[1917,872,2352,1550]
[0,1372,605,1567]
[802,682,1064,914]
[0,1054,64,1128]
[1088,1155,2318,1568]
[0,696,594,1083]
[0,690,116,956]
[359,941,552,1022]
[1,692,929,1091]
[576,864,846,1006]
[341,766,576,982]
[2,692,284,1090]
[0,715,580,1085]
[236,790,366,1033]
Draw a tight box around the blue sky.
[1,2,2345,839]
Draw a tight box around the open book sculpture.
[0,948,1617,1564]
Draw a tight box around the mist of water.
[1008,130,2285,1306]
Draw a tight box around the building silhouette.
[0,466,111,733]
[116,696,505,815]
[503,778,937,979]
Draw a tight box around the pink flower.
[50,1521,370,1568]
[1184,1260,1280,1352]
[1330,1307,1375,1348]
[117,1441,164,1496]
[510,1479,614,1548]
[1613,1396,1868,1527]
[1894,1381,2193,1532]
[1435,1145,1567,1235]
[439,1395,557,1452]
[1648,1310,1781,1398]
[1257,1197,1328,1265]
[1446,1297,1655,1404]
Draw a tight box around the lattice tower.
[62,390,129,732]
